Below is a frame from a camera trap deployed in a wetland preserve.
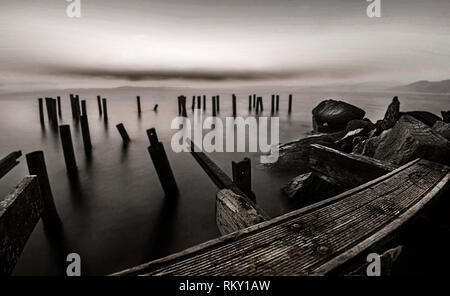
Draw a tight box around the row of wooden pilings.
[178,93,294,117]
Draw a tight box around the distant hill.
[391,79,450,94]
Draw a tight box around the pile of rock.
[275,96,450,201]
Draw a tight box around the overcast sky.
[1,0,449,92]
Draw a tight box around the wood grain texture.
[0,176,43,275]
[309,144,397,187]
[0,151,22,179]
[113,159,449,276]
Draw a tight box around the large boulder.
[379,96,400,130]
[442,111,450,123]
[265,131,345,171]
[372,115,450,165]
[432,121,450,140]
[403,111,442,127]
[352,129,391,157]
[312,100,365,133]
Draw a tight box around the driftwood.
[308,144,397,187]
[0,176,44,275]
[113,159,449,276]
[0,151,22,179]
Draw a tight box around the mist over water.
[0,87,448,275]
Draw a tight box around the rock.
[352,129,391,157]
[442,111,450,123]
[265,131,345,171]
[379,96,400,130]
[352,136,368,146]
[404,111,442,127]
[372,115,450,165]
[432,121,450,140]
[281,172,340,200]
[336,128,366,152]
[312,100,365,133]
[346,119,375,133]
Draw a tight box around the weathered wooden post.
[59,124,77,173]
[70,94,76,118]
[271,95,275,115]
[276,95,279,112]
[203,95,206,111]
[191,96,195,110]
[97,95,102,115]
[288,94,292,114]
[253,94,256,108]
[197,96,201,109]
[232,158,256,202]
[180,96,187,117]
[116,123,131,144]
[232,94,237,117]
[259,96,264,111]
[137,96,141,115]
[57,96,62,118]
[177,96,181,114]
[26,151,60,227]
[216,95,220,112]
[74,95,81,120]
[45,97,52,121]
[38,98,45,125]
[80,115,92,150]
[153,104,158,111]
[81,100,87,116]
[51,98,58,127]
[248,95,252,111]
[212,96,217,117]
[146,128,178,197]
[102,98,108,121]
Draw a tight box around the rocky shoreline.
[268,97,450,201]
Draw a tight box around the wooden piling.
[38,98,45,125]
[74,95,81,120]
[102,98,108,121]
[248,95,252,110]
[259,97,264,111]
[137,96,141,115]
[177,96,182,114]
[180,96,187,117]
[192,96,195,110]
[253,94,256,108]
[276,95,279,112]
[271,95,275,115]
[97,96,102,115]
[232,94,237,117]
[70,94,76,118]
[212,96,217,117]
[203,95,206,111]
[146,128,178,197]
[80,115,92,150]
[81,100,87,116]
[288,94,292,113]
[197,96,201,109]
[59,124,77,173]
[216,95,220,112]
[50,98,58,127]
[45,97,52,121]
[232,158,256,202]
[25,151,60,227]
[153,104,158,111]
[116,123,131,144]
[57,96,62,118]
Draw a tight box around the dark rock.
[265,131,345,171]
[352,136,368,146]
[432,121,450,140]
[379,96,400,130]
[442,111,450,123]
[372,115,450,165]
[352,129,391,157]
[312,100,365,132]
[281,172,341,200]
[346,119,375,133]
[403,111,442,127]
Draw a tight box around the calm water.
[0,88,448,275]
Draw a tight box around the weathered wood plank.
[308,144,398,187]
[216,189,266,235]
[113,159,449,276]
[0,151,22,179]
[0,176,44,275]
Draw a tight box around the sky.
[1,0,450,92]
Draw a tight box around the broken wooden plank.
[0,151,22,179]
[112,159,449,276]
[216,189,266,235]
[0,176,44,275]
[308,144,398,187]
